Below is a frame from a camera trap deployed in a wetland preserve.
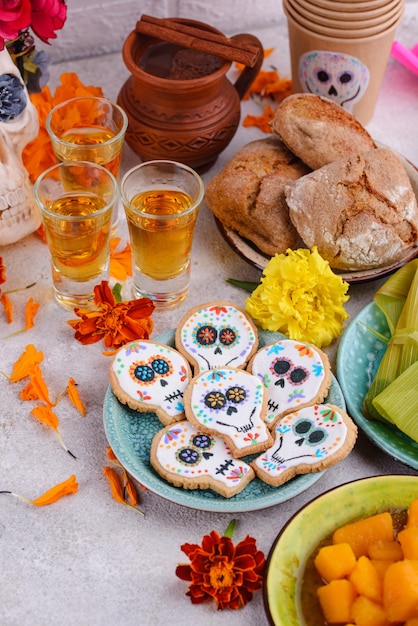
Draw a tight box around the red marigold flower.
[0,0,31,50]
[30,0,67,44]
[176,529,265,610]
[67,280,155,349]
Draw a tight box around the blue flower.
[0,73,26,122]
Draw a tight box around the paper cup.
[284,0,403,37]
[284,1,404,124]
[290,0,402,26]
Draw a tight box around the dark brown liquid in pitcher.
[139,42,223,80]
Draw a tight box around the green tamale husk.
[372,360,418,440]
[363,259,418,423]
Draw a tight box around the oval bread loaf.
[285,148,418,270]
[271,93,376,170]
[205,136,310,257]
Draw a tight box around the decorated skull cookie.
[175,302,258,374]
[248,339,332,430]
[184,367,272,458]
[298,50,370,112]
[252,404,357,487]
[110,340,192,425]
[150,420,255,498]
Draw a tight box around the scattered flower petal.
[30,475,78,506]
[9,344,44,382]
[25,297,40,329]
[21,364,52,405]
[103,466,125,504]
[1,292,13,323]
[109,238,133,281]
[67,377,86,416]
[31,404,59,431]
[0,256,6,284]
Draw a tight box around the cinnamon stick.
[135,15,261,67]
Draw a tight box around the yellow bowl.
[264,474,418,625]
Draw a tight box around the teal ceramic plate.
[103,330,346,513]
[264,474,418,625]
[337,301,418,470]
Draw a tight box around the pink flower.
[0,0,31,49]
[30,0,67,44]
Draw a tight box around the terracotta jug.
[117,19,263,171]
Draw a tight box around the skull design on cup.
[151,419,254,497]
[299,50,370,112]
[111,340,192,425]
[0,48,41,246]
[176,303,258,373]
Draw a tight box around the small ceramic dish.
[263,474,418,625]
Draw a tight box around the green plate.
[103,330,346,513]
[337,301,418,469]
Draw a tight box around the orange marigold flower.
[109,238,133,281]
[1,292,13,323]
[25,297,40,329]
[30,474,78,506]
[9,344,44,382]
[67,377,86,416]
[67,280,155,349]
[176,528,266,610]
[0,256,6,284]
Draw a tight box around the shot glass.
[46,96,128,233]
[120,160,204,307]
[34,161,118,310]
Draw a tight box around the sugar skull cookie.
[252,404,357,487]
[110,340,192,425]
[175,302,258,374]
[184,367,272,458]
[247,339,331,430]
[150,420,255,498]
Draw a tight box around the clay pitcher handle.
[231,34,264,100]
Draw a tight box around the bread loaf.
[285,148,418,270]
[271,93,376,170]
[205,136,310,257]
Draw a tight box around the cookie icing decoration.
[252,403,357,486]
[110,340,192,425]
[175,302,258,374]
[150,420,255,498]
[184,367,272,458]
[248,339,331,429]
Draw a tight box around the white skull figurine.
[0,47,40,246]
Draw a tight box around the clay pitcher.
[118,19,263,171]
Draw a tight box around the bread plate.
[215,148,418,284]
[103,329,346,513]
[336,301,418,469]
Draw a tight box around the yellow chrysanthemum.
[245,247,350,348]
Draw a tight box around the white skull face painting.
[176,303,257,373]
[111,340,192,425]
[0,48,41,246]
[298,50,370,111]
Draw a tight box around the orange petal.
[109,240,133,281]
[1,292,13,323]
[0,256,6,284]
[103,466,125,504]
[30,404,59,431]
[25,297,40,330]
[242,104,276,133]
[123,473,139,506]
[9,344,44,382]
[27,364,53,405]
[67,377,86,416]
[106,446,119,462]
[30,474,78,506]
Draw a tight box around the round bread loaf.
[205,136,310,257]
[285,148,418,270]
[271,93,376,170]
